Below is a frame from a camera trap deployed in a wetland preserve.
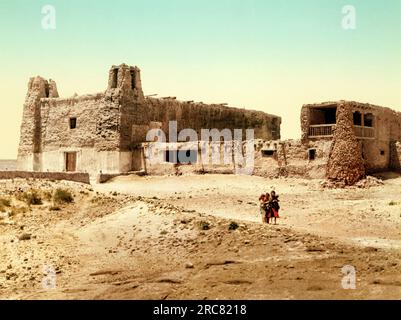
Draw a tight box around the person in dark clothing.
[264,193,272,224]
[270,190,280,225]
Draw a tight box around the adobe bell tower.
[107,64,144,101]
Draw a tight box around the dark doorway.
[165,150,175,163]
[364,113,374,127]
[353,112,362,126]
[69,117,77,129]
[130,70,136,89]
[45,83,50,98]
[310,107,337,125]
[308,149,316,161]
[165,150,197,164]
[65,152,77,172]
[111,68,118,88]
[131,148,144,171]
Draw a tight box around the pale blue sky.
[0,0,400,158]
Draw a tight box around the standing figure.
[264,193,272,224]
[270,190,280,225]
[259,194,267,223]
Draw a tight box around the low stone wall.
[97,171,146,183]
[0,171,90,184]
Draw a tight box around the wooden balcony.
[308,124,375,139]
[354,125,375,139]
[308,124,335,138]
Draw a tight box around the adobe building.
[17,64,281,178]
[256,100,401,184]
[16,63,401,185]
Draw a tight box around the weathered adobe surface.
[18,64,281,156]
[18,77,61,155]
[326,102,365,185]
[120,98,281,151]
[302,100,401,143]
[113,64,281,151]
[300,104,310,142]
[252,139,332,179]
[390,141,401,171]
[39,94,120,152]
[18,77,47,156]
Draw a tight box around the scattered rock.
[307,285,323,291]
[18,233,31,241]
[224,279,252,285]
[355,176,384,188]
[156,278,182,284]
[89,269,122,277]
[306,246,325,252]
[205,260,240,268]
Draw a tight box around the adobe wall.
[0,171,90,184]
[252,139,332,179]
[109,64,281,151]
[17,63,281,176]
[390,141,401,171]
[137,139,331,179]
[39,94,120,152]
[17,77,56,171]
[142,141,235,176]
[349,102,401,173]
[119,98,281,152]
[17,93,126,175]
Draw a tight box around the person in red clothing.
[264,193,272,224]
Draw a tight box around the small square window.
[262,150,275,157]
[70,117,77,129]
[380,150,385,156]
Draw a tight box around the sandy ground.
[1,173,401,300]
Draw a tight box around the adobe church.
[17,64,281,177]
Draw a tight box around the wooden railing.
[354,126,375,139]
[308,124,335,137]
[308,124,375,139]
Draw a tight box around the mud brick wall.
[19,65,281,156]
[119,98,281,151]
[251,139,332,179]
[17,63,281,175]
[0,171,90,184]
[18,77,60,155]
[39,94,120,152]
